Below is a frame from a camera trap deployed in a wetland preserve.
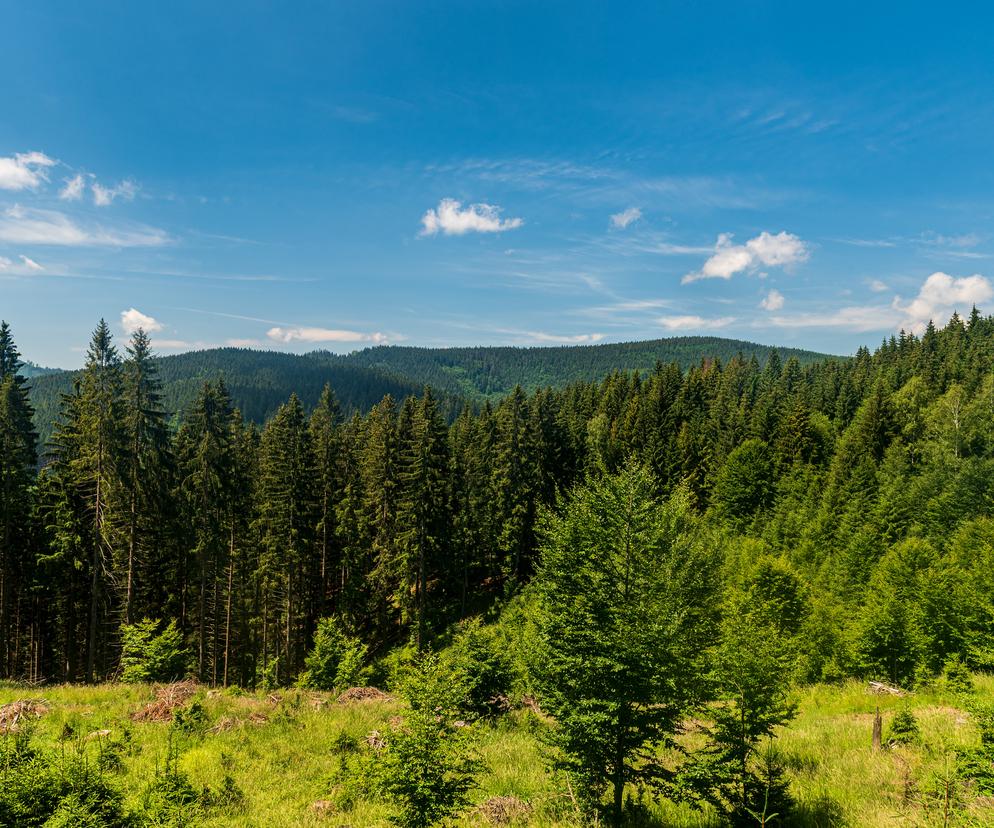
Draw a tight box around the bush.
[120,619,189,684]
[942,655,974,694]
[444,617,514,717]
[298,617,370,691]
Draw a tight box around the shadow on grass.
[786,795,845,827]
[615,795,844,827]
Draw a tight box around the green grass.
[1,678,992,826]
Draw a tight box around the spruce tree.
[531,464,721,823]
[255,393,316,683]
[0,322,37,677]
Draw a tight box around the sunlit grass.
[0,677,992,826]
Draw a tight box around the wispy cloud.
[610,207,642,229]
[767,306,895,332]
[0,254,44,276]
[92,179,138,206]
[0,151,55,191]
[420,198,523,236]
[59,174,86,201]
[494,328,606,345]
[683,231,808,284]
[658,314,736,331]
[0,205,169,247]
[267,326,389,344]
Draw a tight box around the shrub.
[120,619,189,684]
[444,617,514,717]
[298,617,370,691]
[942,655,974,694]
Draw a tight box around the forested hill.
[20,360,59,378]
[323,335,835,398]
[27,336,834,445]
[27,347,429,447]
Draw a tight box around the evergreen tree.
[120,329,172,625]
[531,464,721,823]
[0,322,37,678]
[254,393,316,683]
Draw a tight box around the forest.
[24,336,832,450]
[3,313,994,826]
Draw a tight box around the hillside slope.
[27,348,429,448]
[324,335,838,398]
[26,336,838,446]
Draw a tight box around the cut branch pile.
[131,680,199,723]
[0,699,48,733]
[337,686,391,704]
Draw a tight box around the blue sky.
[4,1,994,367]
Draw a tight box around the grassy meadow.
[1,676,993,827]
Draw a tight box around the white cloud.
[19,254,43,271]
[610,207,642,229]
[0,151,55,191]
[868,279,889,292]
[267,326,389,344]
[420,198,523,236]
[894,271,993,333]
[0,205,168,246]
[226,337,264,348]
[59,174,86,201]
[120,308,165,335]
[760,289,785,311]
[92,179,138,206]
[683,231,808,284]
[658,315,736,331]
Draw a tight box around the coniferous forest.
[5,313,994,824]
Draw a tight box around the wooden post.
[872,707,882,751]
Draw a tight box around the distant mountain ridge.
[320,335,839,398]
[20,361,61,379]
[26,335,840,447]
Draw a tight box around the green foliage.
[0,732,131,828]
[298,616,370,691]
[886,708,920,746]
[942,654,975,694]
[374,652,478,828]
[712,439,775,524]
[443,617,514,717]
[679,596,797,824]
[120,619,189,684]
[531,464,721,823]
